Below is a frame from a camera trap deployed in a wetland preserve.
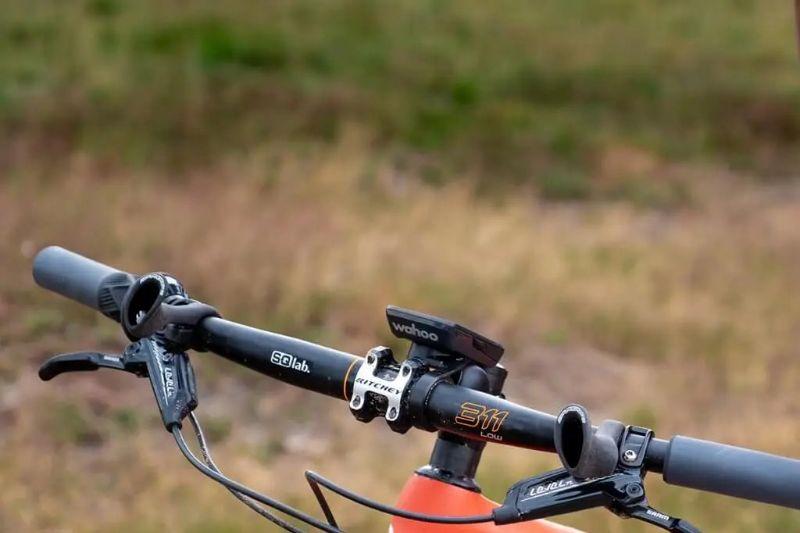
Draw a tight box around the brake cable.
[176,412,494,532]
[173,421,342,532]
[186,413,304,533]
[304,471,493,529]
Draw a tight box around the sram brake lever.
[494,468,613,524]
[494,468,699,532]
[38,337,198,431]
[123,337,198,430]
[494,403,701,532]
[39,351,126,380]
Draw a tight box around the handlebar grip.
[33,246,135,320]
[663,436,800,509]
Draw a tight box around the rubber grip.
[33,246,129,311]
[663,436,800,509]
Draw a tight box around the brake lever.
[625,504,701,533]
[494,468,614,524]
[39,351,126,380]
[38,337,198,431]
[123,337,198,430]
[494,468,699,532]
[495,405,702,532]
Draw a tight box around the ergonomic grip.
[32,246,135,320]
[663,436,800,509]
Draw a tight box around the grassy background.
[1,1,799,531]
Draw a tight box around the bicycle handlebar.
[33,246,132,311]
[664,436,800,509]
[32,246,800,511]
[33,246,135,322]
[200,317,359,401]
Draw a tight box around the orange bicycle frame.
[391,474,581,533]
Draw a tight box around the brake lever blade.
[39,352,125,381]
[628,505,701,533]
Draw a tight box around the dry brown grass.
[1,134,799,531]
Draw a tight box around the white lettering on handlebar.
[270,350,311,373]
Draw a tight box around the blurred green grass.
[1,0,798,196]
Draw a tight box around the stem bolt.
[623,449,638,463]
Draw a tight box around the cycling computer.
[386,305,504,368]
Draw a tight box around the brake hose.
[187,414,303,533]
[174,415,495,531]
[172,424,342,532]
[304,471,494,526]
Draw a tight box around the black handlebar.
[421,382,557,452]
[31,246,800,512]
[664,436,800,509]
[200,317,360,401]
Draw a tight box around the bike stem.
[418,364,509,492]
